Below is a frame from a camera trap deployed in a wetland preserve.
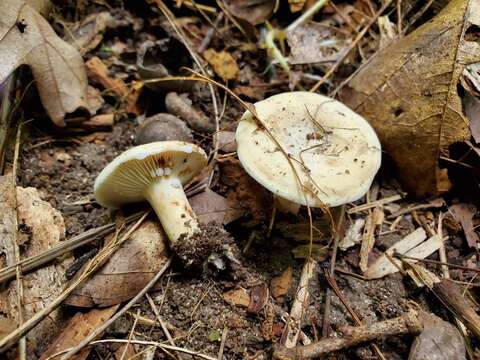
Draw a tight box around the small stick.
[145,293,176,347]
[59,258,172,359]
[282,257,317,348]
[273,310,423,359]
[12,121,26,360]
[347,194,402,214]
[310,0,393,92]
[47,339,216,360]
[394,254,480,274]
[217,326,228,360]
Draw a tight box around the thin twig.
[310,0,393,92]
[217,326,228,360]
[146,293,176,347]
[47,339,216,360]
[59,258,172,359]
[12,122,26,360]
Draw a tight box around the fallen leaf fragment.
[270,267,293,299]
[449,203,479,248]
[0,177,72,354]
[190,188,243,225]
[85,56,140,115]
[65,12,113,54]
[40,305,119,360]
[224,0,276,25]
[65,219,169,307]
[0,0,89,126]
[203,49,240,81]
[339,0,480,196]
[365,227,430,279]
[248,283,269,314]
[223,288,250,307]
[288,0,306,12]
[287,22,346,64]
[339,218,365,250]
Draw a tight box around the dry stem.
[274,310,423,359]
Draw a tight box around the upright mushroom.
[94,141,229,266]
[235,91,381,210]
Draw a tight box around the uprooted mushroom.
[94,141,234,268]
[235,91,382,213]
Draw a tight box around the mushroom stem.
[275,196,301,215]
[145,177,199,245]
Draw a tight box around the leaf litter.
[1,0,480,359]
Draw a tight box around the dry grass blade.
[0,211,144,285]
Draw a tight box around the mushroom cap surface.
[94,141,207,208]
[235,92,381,207]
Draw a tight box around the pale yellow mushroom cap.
[235,92,381,207]
[94,141,207,208]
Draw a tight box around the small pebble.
[135,113,193,144]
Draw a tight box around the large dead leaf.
[339,0,480,197]
[65,219,169,307]
[0,177,72,355]
[0,0,89,126]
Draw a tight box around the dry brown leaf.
[85,56,141,115]
[0,0,89,126]
[65,219,169,307]
[40,305,119,360]
[0,177,72,355]
[223,288,250,307]
[449,203,479,248]
[339,0,480,197]
[270,267,293,299]
[203,49,240,81]
[224,0,276,25]
[190,188,243,225]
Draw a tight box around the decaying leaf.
[340,0,480,196]
[0,0,89,126]
[0,177,72,355]
[40,305,119,360]
[365,228,444,279]
[450,203,479,248]
[224,0,277,25]
[223,288,250,307]
[65,12,114,54]
[189,188,243,225]
[409,312,466,360]
[270,267,293,299]
[287,22,346,65]
[65,219,169,307]
[203,49,240,81]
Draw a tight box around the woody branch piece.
[273,310,423,360]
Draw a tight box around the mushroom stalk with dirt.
[94,141,218,265]
[235,91,382,212]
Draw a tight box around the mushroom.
[235,91,381,211]
[94,141,207,254]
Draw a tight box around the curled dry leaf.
[65,12,114,54]
[339,0,480,196]
[224,0,277,25]
[0,177,72,355]
[0,0,89,126]
[203,48,240,82]
[65,219,169,307]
